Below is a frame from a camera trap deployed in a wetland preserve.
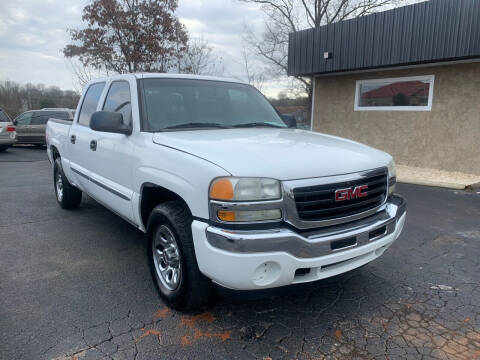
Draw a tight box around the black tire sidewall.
[148,212,187,302]
[53,158,64,207]
[147,201,212,310]
[53,158,81,209]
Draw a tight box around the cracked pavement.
[1,147,479,360]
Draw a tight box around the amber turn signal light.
[210,178,234,200]
[217,210,236,221]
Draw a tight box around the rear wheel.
[54,158,82,209]
[147,201,213,310]
[0,146,7,152]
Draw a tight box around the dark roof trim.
[288,0,480,77]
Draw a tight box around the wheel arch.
[50,145,61,161]
[140,183,193,234]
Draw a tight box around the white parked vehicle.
[46,74,406,310]
[0,108,17,152]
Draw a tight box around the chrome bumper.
[206,195,406,259]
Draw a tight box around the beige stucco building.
[288,0,480,175]
[312,62,480,174]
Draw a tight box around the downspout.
[310,76,316,132]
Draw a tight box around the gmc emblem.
[335,185,368,201]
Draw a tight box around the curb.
[466,182,480,190]
[397,178,468,190]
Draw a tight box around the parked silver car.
[13,108,74,146]
[0,108,17,152]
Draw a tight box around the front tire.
[147,201,213,310]
[53,158,82,209]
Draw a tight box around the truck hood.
[152,129,391,180]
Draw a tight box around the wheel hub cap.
[152,225,181,291]
[56,172,63,202]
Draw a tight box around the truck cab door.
[86,80,135,223]
[68,82,106,191]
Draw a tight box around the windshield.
[139,78,287,131]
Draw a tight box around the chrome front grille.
[292,168,388,222]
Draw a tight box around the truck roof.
[89,73,247,85]
[41,108,73,111]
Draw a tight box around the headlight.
[387,159,396,194]
[209,177,282,222]
[209,177,281,201]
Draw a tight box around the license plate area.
[330,236,357,251]
[369,225,387,241]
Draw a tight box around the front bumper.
[192,195,406,290]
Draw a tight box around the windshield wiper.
[163,122,229,130]
[232,122,285,128]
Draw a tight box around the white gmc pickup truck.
[46,74,406,310]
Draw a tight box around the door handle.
[70,134,76,144]
[90,140,97,151]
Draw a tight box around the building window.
[354,75,434,111]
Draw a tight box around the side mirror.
[90,111,132,135]
[281,114,297,128]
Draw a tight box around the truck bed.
[46,118,72,162]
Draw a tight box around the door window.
[102,81,132,126]
[78,82,106,126]
[15,112,33,126]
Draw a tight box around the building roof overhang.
[287,0,480,77]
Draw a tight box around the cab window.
[78,83,105,126]
[102,81,132,126]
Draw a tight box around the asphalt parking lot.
[1,147,479,360]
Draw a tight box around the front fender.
[132,146,230,228]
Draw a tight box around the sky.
[0,0,288,97]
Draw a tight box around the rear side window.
[78,83,105,126]
[31,112,50,125]
[103,81,132,126]
[31,111,72,125]
[0,109,11,122]
[51,111,73,121]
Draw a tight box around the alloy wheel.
[56,171,63,202]
[152,225,182,291]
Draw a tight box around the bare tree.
[66,58,110,93]
[240,0,404,98]
[0,81,80,118]
[181,37,224,76]
[241,47,266,91]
